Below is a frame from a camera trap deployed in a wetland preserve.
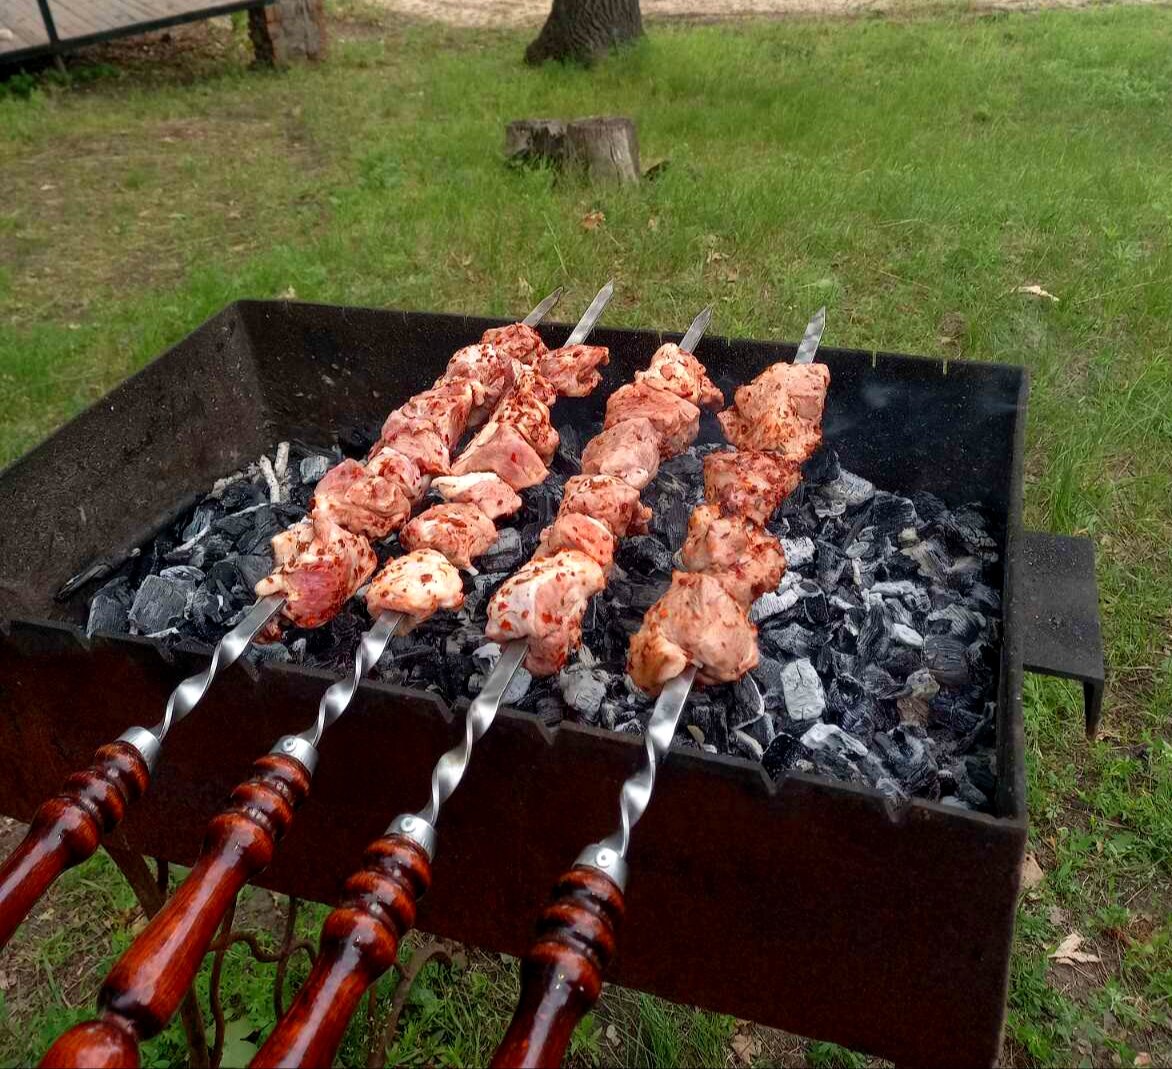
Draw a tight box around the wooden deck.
[0,0,272,63]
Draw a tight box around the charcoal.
[159,565,206,586]
[859,663,900,698]
[801,585,830,626]
[761,623,813,660]
[86,578,132,637]
[534,695,565,727]
[214,505,266,540]
[944,758,990,808]
[619,535,673,576]
[181,503,220,542]
[901,538,950,581]
[129,574,193,634]
[750,573,802,623]
[299,455,332,483]
[219,481,266,510]
[891,623,924,649]
[556,424,582,468]
[750,658,787,712]
[803,447,841,485]
[235,555,273,592]
[910,490,949,527]
[478,528,524,572]
[896,667,940,726]
[801,722,869,760]
[780,536,815,569]
[686,698,729,753]
[964,752,997,798]
[869,491,918,535]
[658,451,702,482]
[732,674,765,726]
[967,582,1002,612]
[247,642,291,667]
[649,492,690,547]
[926,604,986,642]
[732,730,765,761]
[462,572,508,619]
[872,727,938,796]
[559,665,607,720]
[762,732,802,779]
[924,634,970,686]
[856,603,891,665]
[781,658,825,721]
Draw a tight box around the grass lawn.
[1,2,1171,1065]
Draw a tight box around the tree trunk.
[525,0,643,66]
[249,0,328,66]
[565,117,640,183]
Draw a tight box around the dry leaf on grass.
[706,249,727,264]
[581,210,606,231]
[1020,851,1045,892]
[647,216,659,231]
[605,1024,620,1045]
[1015,284,1060,302]
[731,1031,761,1065]
[1135,1053,1152,1067]
[1050,931,1102,965]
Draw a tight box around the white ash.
[86,420,1003,813]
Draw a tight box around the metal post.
[34,0,60,45]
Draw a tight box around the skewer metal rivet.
[271,734,319,776]
[575,842,629,891]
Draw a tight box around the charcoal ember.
[861,758,908,804]
[942,504,998,559]
[188,588,231,641]
[213,504,267,540]
[478,528,524,572]
[928,691,984,734]
[761,623,813,660]
[559,665,607,721]
[896,667,940,726]
[555,424,583,469]
[598,701,623,730]
[943,758,990,808]
[158,565,205,586]
[218,481,266,510]
[901,537,953,582]
[299,455,332,484]
[801,721,869,759]
[843,533,874,561]
[685,697,728,753]
[781,658,825,721]
[523,482,561,529]
[891,623,924,648]
[534,695,565,727]
[883,646,923,681]
[731,672,766,727]
[732,730,765,761]
[967,582,1001,613]
[803,448,841,486]
[856,602,891,665]
[619,535,673,576]
[924,634,970,686]
[233,555,271,592]
[247,642,291,667]
[859,663,900,699]
[884,597,913,627]
[462,572,508,619]
[909,490,948,528]
[942,555,982,594]
[129,574,194,634]
[814,541,846,587]
[762,731,802,779]
[964,751,996,798]
[871,727,938,796]
[926,604,986,642]
[749,657,787,712]
[750,573,802,623]
[649,492,690,548]
[869,491,918,535]
[780,536,815,570]
[812,484,847,519]
[181,503,221,542]
[800,584,830,626]
[337,421,380,457]
[616,719,647,736]
[838,469,875,506]
[86,577,133,637]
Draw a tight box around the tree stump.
[249,0,328,66]
[566,117,640,184]
[505,120,568,165]
[526,0,644,66]
[505,117,640,184]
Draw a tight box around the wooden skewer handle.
[492,865,625,1069]
[40,752,312,1069]
[250,832,432,1068]
[0,741,151,953]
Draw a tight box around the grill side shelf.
[1019,531,1106,738]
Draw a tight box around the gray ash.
[87,425,1002,813]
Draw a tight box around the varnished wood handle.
[40,753,312,1069]
[492,866,625,1069]
[250,832,432,1068]
[0,741,150,953]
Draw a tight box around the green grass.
[1,2,1171,1065]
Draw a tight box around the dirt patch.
[369,0,1158,28]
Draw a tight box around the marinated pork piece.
[256,511,377,632]
[579,416,661,490]
[480,322,548,364]
[377,420,450,477]
[486,550,607,676]
[680,505,786,608]
[431,472,523,520]
[636,343,723,410]
[560,474,651,537]
[717,361,831,461]
[441,343,515,416]
[534,513,616,574]
[366,446,428,506]
[604,381,701,457]
[366,549,464,631]
[449,421,548,490]
[387,380,477,451]
[703,449,802,526]
[536,344,610,398]
[310,458,412,540]
[400,503,498,571]
[493,385,560,463]
[513,362,558,407]
[627,572,759,694]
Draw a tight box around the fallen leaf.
[279,286,298,300]
[731,1031,760,1065]
[517,276,533,297]
[706,249,727,264]
[0,970,10,991]
[40,183,56,192]
[1135,1052,1152,1067]
[647,216,659,231]
[1050,931,1102,965]
[580,210,605,231]
[1015,284,1059,303]
[1020,852,1044,892]
[605,1024,620,1045]
[721,266,740,284]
